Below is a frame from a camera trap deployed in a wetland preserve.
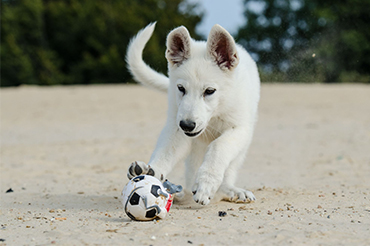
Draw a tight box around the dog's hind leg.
[217,152,256,202]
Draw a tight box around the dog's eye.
[204,88,216,96]
[177,85,186,95]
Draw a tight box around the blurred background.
[1,0,369,87]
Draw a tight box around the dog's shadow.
[25,192,201,223]
[30,193,120,210]
[22,193,126,221]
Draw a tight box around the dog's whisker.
[204,126,219,139]
[204,127,217,141]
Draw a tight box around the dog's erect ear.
[207,24,239,71]
[166,26,191,67]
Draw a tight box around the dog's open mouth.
[184,129,203,137]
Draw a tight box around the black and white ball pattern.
[121,175,169,221]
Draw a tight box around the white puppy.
[126,22,260,205]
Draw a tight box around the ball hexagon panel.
[133,175,145,182]
[129,192,141,205]
[145,208,157,218]
[150,185,161,197]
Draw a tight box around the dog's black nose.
[179,120,196,132]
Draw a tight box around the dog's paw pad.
[134,163,143,175]
[127,161,153,179]
[147,167,155,176]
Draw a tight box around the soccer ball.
[121,175,173,221]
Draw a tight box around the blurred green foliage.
[237,0,370,82]
[1,0,202,86]
[2,0,369,86]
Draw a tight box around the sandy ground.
[1,83,370,246]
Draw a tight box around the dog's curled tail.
[126,22,169,92]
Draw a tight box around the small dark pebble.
[218,211,227,217]
[0,239,5,242]
[6,188,13,193]
[188,240,193,244]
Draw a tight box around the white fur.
[126,22,260,205]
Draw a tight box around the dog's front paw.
[192,181,217,206]
[127,161,155,179]
[220,185,256,203]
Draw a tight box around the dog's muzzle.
[184,129,203,137]
[179,120,202,137]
